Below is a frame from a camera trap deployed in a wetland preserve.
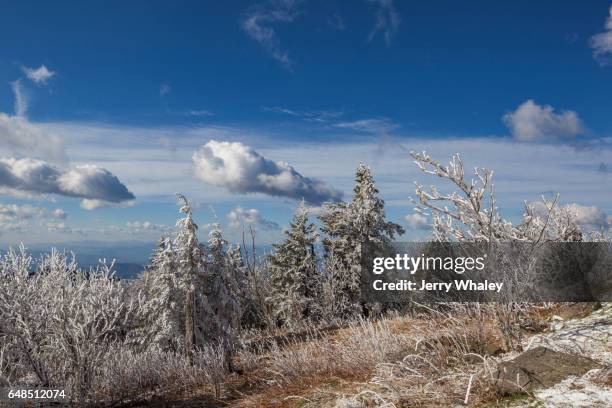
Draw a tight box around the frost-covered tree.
[172,194,207,353]
[138,237,182,350]
[0,248,141,401]
[410,151,588,243]
[320,164,404,316]
[140,195,242,360]
[200,224,241,349]
[268,200,319,327]
[409,151,612,350]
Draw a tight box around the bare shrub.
[0,248,144,402]
[258,318,413,387]
[92,344,228,403]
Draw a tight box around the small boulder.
[494,346,600,395]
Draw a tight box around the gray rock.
[494,346,600,395]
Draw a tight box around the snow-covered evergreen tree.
[320,164,404,316]
[200,224,241,347]
[268,200,319,327]
[172,194,206,352]
[138,237,182,350]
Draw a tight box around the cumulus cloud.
[404,213,429,230]
[529,202,610,231]
[21,65,55,85]
[566,203,610,231]
[502,100,586,143]
[0,158,134,208]
[368,0,401,46]
[227,207,280,230]
[590,4,612,64]
[43,221,82,235]
[0,203,67,233]
[241,0,300,69]
[125,220,173,234]
[193,140,343,205]
[52,208,67,219]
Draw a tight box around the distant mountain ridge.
[1,240,155,280]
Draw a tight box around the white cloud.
[368,0,401,46]
[192,140,343,205]
[590,4,612,64]
[0,80,66,161]
[0,158,134,208]
[529,202,610,231]
[262,106,344,122]
[502,100,585,142]
[21,65,55,85]
[125,220,172,234]
[185,110,213,117]
[335,118,399,134]
[10,80,28,117]
[566,203,610,231]
[51,208,66,219]
[0,203,67,234]
[0,113,66,161]
[404,213,429,230]
[242,0,300,68]
[227,207,280,230]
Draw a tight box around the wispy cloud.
[184,109,214,117]
[10,80,28,117]
[502,100,586,143]
[1,83,66,161]
[261,106,344,122]
[367,0,401,46]
[241,0,301,69]
[0,113,66,161]
[328,14,345,31]
[590,4,612,65]
[334,117,399,134]
[21,65,55,85]
[192,140,343,205]
[160,83,171,96]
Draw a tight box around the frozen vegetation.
[0,153,609,406]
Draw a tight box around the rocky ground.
[512,303,612,407]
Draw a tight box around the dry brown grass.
[145,303,559,407]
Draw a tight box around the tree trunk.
[184,287,195,358]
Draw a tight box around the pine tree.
[320,164,404,316]
[173,194,206,353]
[268,200,319,327]
[139,237,182,350]
[201,224,241,343]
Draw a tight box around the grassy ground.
[133,303,609,408]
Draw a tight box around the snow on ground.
[534,368,612,408]
[524,303,611,407]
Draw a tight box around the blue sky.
[0,0,611,246]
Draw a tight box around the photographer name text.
[372,279,504,293]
